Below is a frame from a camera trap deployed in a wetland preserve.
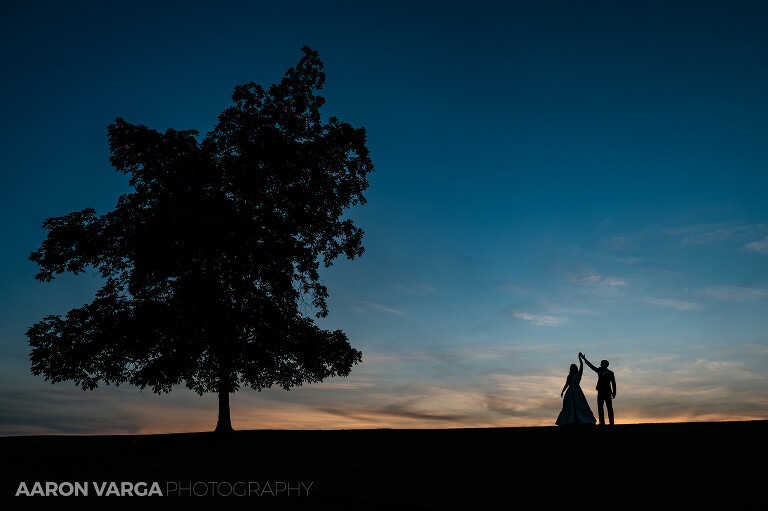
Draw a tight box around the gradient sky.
[2,0,768,435]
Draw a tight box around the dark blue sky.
[2,1,768,433]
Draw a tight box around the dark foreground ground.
[1,421,765,510]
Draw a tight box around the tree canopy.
[28,46,371,432]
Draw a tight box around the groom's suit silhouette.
[581,354,616,425]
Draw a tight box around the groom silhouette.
[580,353,616,425]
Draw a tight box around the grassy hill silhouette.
[1,421,764,510]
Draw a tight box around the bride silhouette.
[556,353,596,426]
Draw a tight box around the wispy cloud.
[545,306,598,316]
[702,286,768,302]
[319,404,471,423]
[507,309,565,326]
[0,384,219,435]
[611,354,768,423]
[349,300,407,316]
[666,222,767,246]
[575,274,626,287]
[643,298,705,311]
[362,345,564,366]
[481,394,526,416]
[744,236,768,254]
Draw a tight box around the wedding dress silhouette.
[556,358,596,425]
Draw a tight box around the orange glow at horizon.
[4,351,767,437]
[130,408,766,436]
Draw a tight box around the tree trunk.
[215,375,234,433]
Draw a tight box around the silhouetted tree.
[27,47,370,433]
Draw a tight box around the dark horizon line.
[2,418,765,439]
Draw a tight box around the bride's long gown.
[556,372,596,425]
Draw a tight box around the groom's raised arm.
[582,354,599,373]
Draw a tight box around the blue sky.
[1,0,767,434]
